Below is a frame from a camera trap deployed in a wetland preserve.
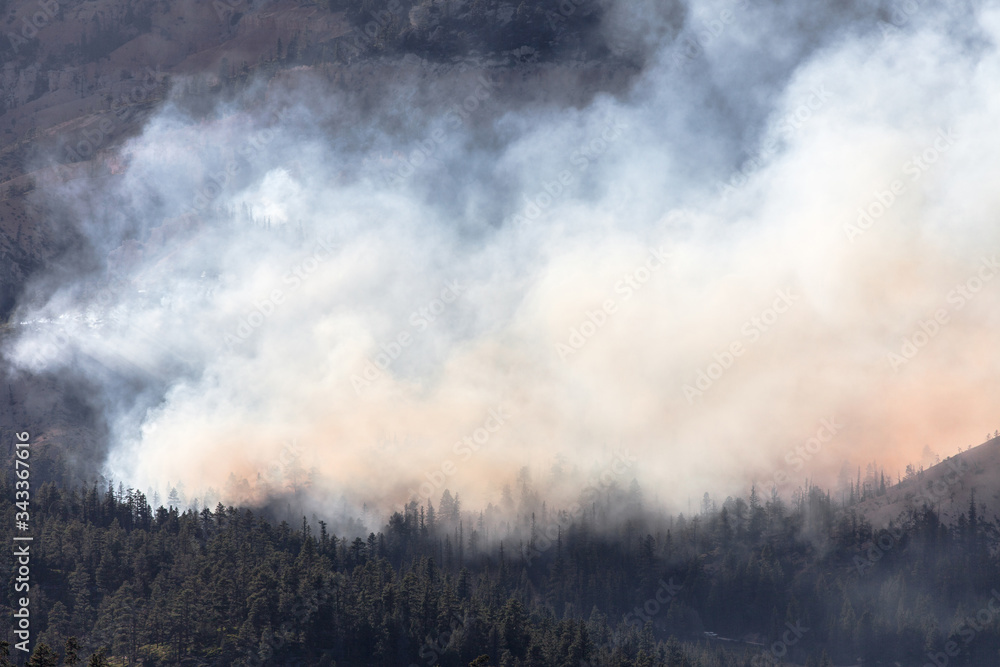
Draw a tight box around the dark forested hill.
[2,470,1000,666]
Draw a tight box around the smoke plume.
[5,0,1000,519]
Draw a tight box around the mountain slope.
[857,433,1000,528]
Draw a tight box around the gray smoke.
[5,0,1000,520]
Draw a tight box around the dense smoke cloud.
[5,0,1000,519]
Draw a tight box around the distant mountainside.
[1,0,638,322]
[1,0,620,182]
[857,434,1000,529]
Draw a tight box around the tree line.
[1,473,999,665]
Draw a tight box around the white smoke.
[6,1,1000,517]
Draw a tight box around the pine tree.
[87,647,111,667]
[426,501,436,531]
[28,643,58,667]
[64,637,81,666]
[440,490,456,525]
